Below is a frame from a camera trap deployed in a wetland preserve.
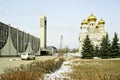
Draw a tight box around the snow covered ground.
[43,53,82,80]
[44,61,72,80]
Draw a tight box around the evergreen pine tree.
[81,35,94,59]
[111,33,119,58]
[94,46,100,57]
[100,34,111,58]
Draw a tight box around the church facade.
[79,13,107,56]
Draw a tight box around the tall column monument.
[40,14,47,50]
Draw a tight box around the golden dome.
[87,13,97,22]
[96,24,99,28]
[81,19,88,25]
[98,18,105,24]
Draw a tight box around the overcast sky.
[0,0,120,49]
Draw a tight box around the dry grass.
[68,59,120,80]
[0,57,65,80]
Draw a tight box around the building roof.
[87,13,97,22]
[81,19,88,25]
[98,18,105,24]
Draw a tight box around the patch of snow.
[44,61,72,80]
[93,57,101,59]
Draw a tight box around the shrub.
[0,57,65,80]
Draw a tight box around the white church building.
[79,13,107,56]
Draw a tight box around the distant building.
[47,46,57,55]
[0,22,40,56]
[79,13,107,56]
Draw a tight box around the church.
[79,13,107,56]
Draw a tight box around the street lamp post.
[58,35,63,57]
